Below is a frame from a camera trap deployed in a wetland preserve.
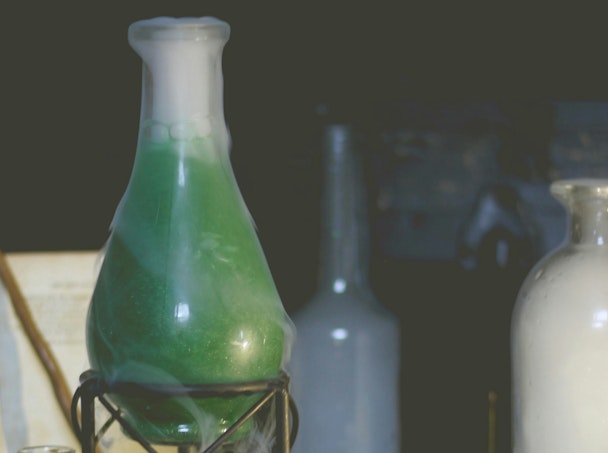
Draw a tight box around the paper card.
[0,251,100,452]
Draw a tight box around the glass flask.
[85,17,293,448]
[289,124,401,452]
[511,178,608,453]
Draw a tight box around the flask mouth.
[128,16,230,139]
[129,16,230,43]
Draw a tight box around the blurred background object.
[1,3,608,453]
[289,123,401,453]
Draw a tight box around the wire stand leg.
[275,388,290,453]
[79,378,98,453]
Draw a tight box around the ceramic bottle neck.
[552,179,608,247]
[317,124,371,295]
[568,201,608,246]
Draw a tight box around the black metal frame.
[71,370,298,453]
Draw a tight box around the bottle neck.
[551,179,608,247]
[317,125,371,294]
[568,200,608,246]
[128,17,230,151]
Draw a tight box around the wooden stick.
[488,390,497,453]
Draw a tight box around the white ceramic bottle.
[289,124,401,453]
[511,178,608,453]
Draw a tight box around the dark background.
[2,4,606,253]
[2,3,608,452]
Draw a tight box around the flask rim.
[129,16,230,42]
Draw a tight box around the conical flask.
[289,124,401,452]
[85,17,293,447]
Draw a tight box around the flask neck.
[317,125,371,295]
[128,17,230,151]
[551,179,608,247]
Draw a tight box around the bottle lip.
[129,16,230,42]
[551,178,608,201]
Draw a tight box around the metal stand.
[71,370,298,453]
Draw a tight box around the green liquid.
[86,137,288,445]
